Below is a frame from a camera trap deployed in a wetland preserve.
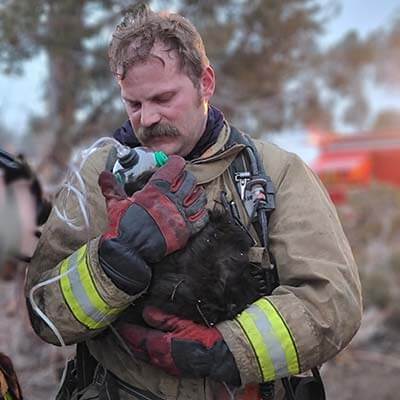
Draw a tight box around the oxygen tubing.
[26,137,133,397]
[29,136,131,345]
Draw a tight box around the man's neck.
[185,105,224,161]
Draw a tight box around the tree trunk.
[45,0,85,176]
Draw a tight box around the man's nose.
[140,104,161,127]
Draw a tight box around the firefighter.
[25,4,362,400]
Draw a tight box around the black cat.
[121,172,265,327]
[118,174,274,400]
[142,209,263,326]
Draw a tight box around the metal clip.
[235,172,251,200]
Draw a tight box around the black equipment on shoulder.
[227,126,326,400]
[0,148,31,184]
[0,148,52,227]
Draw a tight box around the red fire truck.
[311,131,400,203]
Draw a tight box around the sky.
[322,0,400,121]
[0,53,47,133]
[1,0,400,163]
[323,0,400,43]
[266,0,400,163]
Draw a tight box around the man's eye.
[156,94,173,103]
[128,102,141,111]
[122,98,140,110]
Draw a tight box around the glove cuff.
[172,339,241,386]
[209,340,241,386]
[99,239,151,295]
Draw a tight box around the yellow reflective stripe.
[257,299,299,375]
[77,249,122,319]
[60,245,124,329]
[236,306,276,380]
[60,249,96,328]
[235,298,300,381]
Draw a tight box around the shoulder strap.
[226,125,279,294]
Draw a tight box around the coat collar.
[187,123,246,184]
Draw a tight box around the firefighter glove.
[98,156,208,294]
[118,306,241,386]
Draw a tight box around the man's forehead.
[119,47,187,94]
[119,59,184,100]
[125,40,180,71]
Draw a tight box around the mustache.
[137,123,180,143]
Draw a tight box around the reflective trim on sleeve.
[235,297,300,381]
[59,244,125,329]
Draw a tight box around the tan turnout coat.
[25,123,362,399]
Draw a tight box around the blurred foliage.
[0,0,130,174]
[0,1,335,160]
[0,118,14,149]
[317,13,400,130]
[173,0,331,132]
[386,251,400,330]
[337,184,400,327]
[0,1,400,176]
[371,109,400,132]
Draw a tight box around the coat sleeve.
[217,147,362,385]
[24,145,138,346]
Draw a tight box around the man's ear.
[200,65,215,101]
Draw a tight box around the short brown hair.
[109,3,209,86]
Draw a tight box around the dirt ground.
[0,278,74,400]
[323,354,400,400]
[1,277,400,400]
[322,328,400,400]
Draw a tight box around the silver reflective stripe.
[60,245,124,329]
[251,302,289,377]
[235,298,300,381]
[67,251,106,325]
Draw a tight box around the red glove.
[118,306,241,386]
[100,155,208,259]
[98,156,209,294]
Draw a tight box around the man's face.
[118,44,215,157]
